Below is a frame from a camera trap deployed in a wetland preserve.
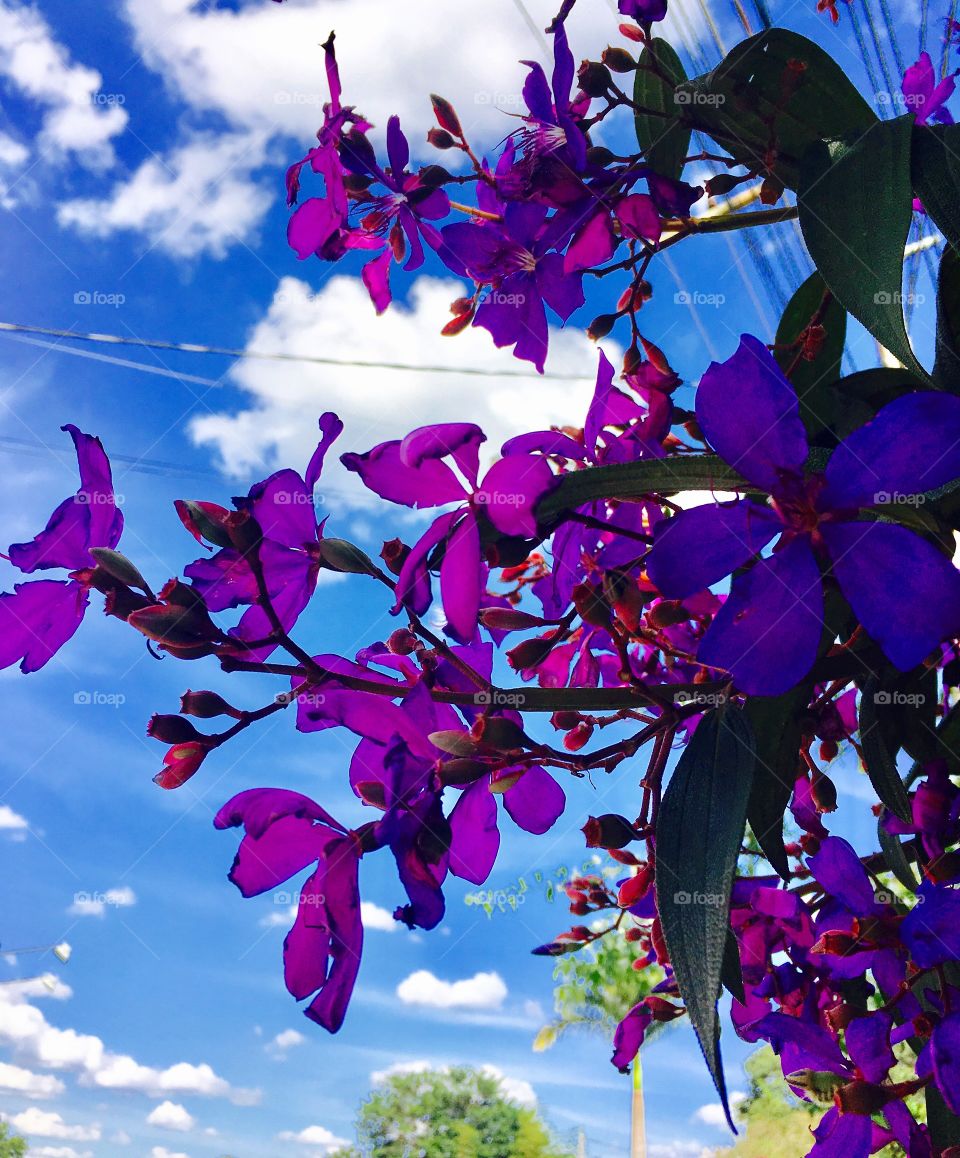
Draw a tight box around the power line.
[0,321,594,382]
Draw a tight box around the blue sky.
[0,0,946,1155]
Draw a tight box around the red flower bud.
[387,628,419,655]
[563,722,594,751]
[582,814,638,849]
[551,710,583,731]
[154,742,211,790]
[147,714,205,745]
[180,690,242,720]
[430,93,463,136]
[478,607,549,631]
[380,538,410,575]
[506,635,558,672]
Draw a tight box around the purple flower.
[1,425,123,672]
[214,788,363,1032]
[184,414,342,659]
[645,335,960,695]
[902,52,956,125]
[619,0,668,21]
[342,423,558,642]
[441,202,585,372]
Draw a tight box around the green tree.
[715,1047,820,1158]
[0,1123,27,1158]
[345,1065,573,1158]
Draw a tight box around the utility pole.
[630,1055,647,1158]
[576,1128,587,1158]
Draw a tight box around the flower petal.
[0,579,88,674]
[696,335,809,491]
[476,454,558,538]
[448,778,500,884]
[821,520,960,672]
[503,765,565,833]
[440,513,483,644]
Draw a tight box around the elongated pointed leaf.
[859,678,912,821]
[877,815,919,891]
[798,116,926,380]
[634,39,690,181]
[912,123,960,252]
[655,707,755,1128]
[774,272,846,440]
[934,245,960,390]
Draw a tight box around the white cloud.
[57,130,273,260]
[25,1148,93,1158]
[360,902,397,933]
[396,970,507,1011]
[120,0,622,146]
[111,1131,132,1145]
[0,803,28,830]
[370,1059,431,1085]
[0,1060,64,1099]
[259,902,298,929]
[189,275,601,497]
[266,1028,305,1056]
[0,1,126,169]
[68,885,136,918]
[6,1107,100,1141]
[277,1124,349,1152]
[694,1093,746,1129]
[370,1060,534,1108]
[146,1101,194,1132]
[0,988,258,1105]
[150,1149,190,1158]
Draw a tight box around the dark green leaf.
[537,455,747,523]
[720,928,745,1005]
[934,245,960,390]
[877,816,919,891]
[744,688,808,880]
[859,678,912,821]
[834,366,926,411]
[912,123,960,252]
[675,30,875,190]
[655,707,756,1128]
[774,273,846,440]
[633,39,690,181]
[927,1074,960,1146]
[798,116,926,380]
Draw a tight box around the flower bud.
[478,607,549,631]
[438,758,491,786]
[158,577,207,611]
[427,127,457,150]
[705,173,742,197]
[647,599,689,628]
[174,499,233,549]
[225,509,263,556]
[506,635,557,672]
[88,548,149,592]
[586,145,617,167]
[587,313,618,341]
[572,581,611,628]
[147,714,205,745]
[646,996,684,1022]
[127,604,220,648]
[430,93,463,136]
[180,690,242,720]
[387,628,419,654]
[380,538,410,575]
[618,866,652,907]
[810,773,838,813]
[818,739,839,764]
[489,768,524,794]
[318,537,378,575]
[577,60,612,97]
[582,813,638,849]
[419,164,454,186]
[428,730,479,757]
[563,722,594,751]
[154,741,210,790]
[471,715,528,751]
[551,710,583,731]
[602,46,636,72]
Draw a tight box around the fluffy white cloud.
[25,1148,93,1158]
[189,275,601,499]
[0,803,28,830]
[396,970,507,1011]
[6,1107,100,1141]
[57,130,273,260]
[370,1060,534,1108]
[277,1124,349,1152]
[694,1093,746,1129]
[0,1060,64,1099]
[145,1101,195,1132]
[68,885,136,918]
[150,1148,190,1158]
[266,1028,305,1056]
[0,1,126,168]
[120,0,622,146]
[359,902,397,933]
[0,988,258,1104]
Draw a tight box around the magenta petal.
[821,521,960,672]
[845,1013,894,1085]
[807,837,881,916]
[400,423,485,488]
[821,392,960,509]
[646,499,780,600]
[287,197,340,259]
[440,512,483,645]
[448,778,500,884]
[696,335,809,491]
[246,469,316,548]
[611,1001,652,1072]
[697,537,823,696]
[394,510,460,618]
[228,815,330,897]
[9,426,122,572]
[503,765,565,834]
[474,271,549,372]
[214,786,345,839]
[341,440,467,508]
[537,251,585,323]
[564,210,615,273]
[304,413,345,491]
[809,1108,872,1158]
[362,249,392,314]
[0,580,88,673]
[616,193,661,243]
[476,454,557,537]
[284,868,331,999]
[302,838,363,1032]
